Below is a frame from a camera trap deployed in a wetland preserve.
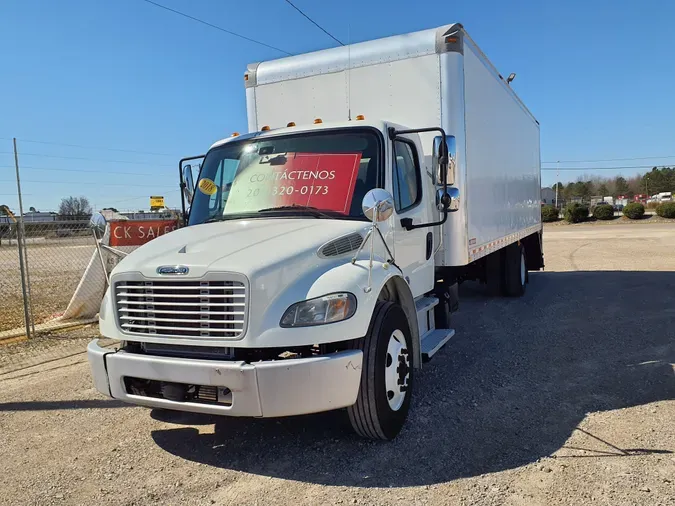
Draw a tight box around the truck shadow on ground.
[151,271,675,487]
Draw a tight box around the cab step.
[421,329,455,362]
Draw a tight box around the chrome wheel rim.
[385,329,409,411]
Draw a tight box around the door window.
[392,140,421,212]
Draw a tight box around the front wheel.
[347,301,414,440]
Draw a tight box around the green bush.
[655,202,675,218]
[541,205,559,222]
[592,204,614,220]
[564,203,588,223]
[622,202,645,220]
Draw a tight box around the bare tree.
[58,196,92,217]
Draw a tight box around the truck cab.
[89,118,457,440]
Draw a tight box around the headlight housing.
[280,293,357,328]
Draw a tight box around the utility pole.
[555,160,560,209]
[13,138,33,338]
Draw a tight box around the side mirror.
[362,189,394,222]
[182,164,195,204]
[437,187,460,212]
[89,212,107,240]
[432,135,457,186]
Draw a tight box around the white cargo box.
[245,23,541,267]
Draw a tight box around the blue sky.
[2,0,675,211]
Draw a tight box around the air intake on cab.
[320,233,364,257]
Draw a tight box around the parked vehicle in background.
[590,196,604,208]
[87,23,543,440]
[657,192,673,202]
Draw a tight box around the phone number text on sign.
[246,185,329,197]
[226,152,362,214]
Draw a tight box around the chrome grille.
[115,279,247,338]
[320,233,363,257]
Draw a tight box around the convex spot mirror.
[89,212,107,240]
[362,189,394,222]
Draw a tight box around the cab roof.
[209,119,389,150]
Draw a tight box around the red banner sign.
[222,152,363,214]
[109,219,179,247]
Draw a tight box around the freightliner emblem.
[156,265,189,275]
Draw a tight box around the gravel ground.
[0,223,673,506]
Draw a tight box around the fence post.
[13,138,33,338]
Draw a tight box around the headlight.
[280,293,357,328]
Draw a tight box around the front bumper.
[87,340,363,417]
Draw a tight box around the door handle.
[426,232,433,260]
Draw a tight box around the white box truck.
[88,23,542,440]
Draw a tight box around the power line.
[138,0,293,56]
[0,150,173,167]
[542,155,675,164]
[0,137,177,157]
[0,165,161,176]
[542,164,673,171]
[0,179,176,188]
[283,0,344,46]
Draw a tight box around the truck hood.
[111,218,369,279]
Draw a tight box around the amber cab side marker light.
[314,118,323,124]
[287,122,296,127]
[445,36,458,43]
[261,125,271,131]
[231,132,240,137]
[355,115,365,121]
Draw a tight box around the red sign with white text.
[223,152,363,214]
[109,219,179,247]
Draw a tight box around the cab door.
[389,135,436,298]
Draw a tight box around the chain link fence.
[0,216,105,373]
[0,217,97,337]
[0,218,25,334]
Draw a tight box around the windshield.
[188,129,382,225]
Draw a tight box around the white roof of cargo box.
[248,23,463,85]
[246,23,536,124]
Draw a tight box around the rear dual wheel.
[348,301,413,440]
[504,242,527,297]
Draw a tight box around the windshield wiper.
[203,213,258,223]
[256,205,339,219]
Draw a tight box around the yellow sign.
[150,196,165,208]
[198,178,217,196]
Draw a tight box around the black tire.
[504,243,526,297]
[347,301,414,440]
